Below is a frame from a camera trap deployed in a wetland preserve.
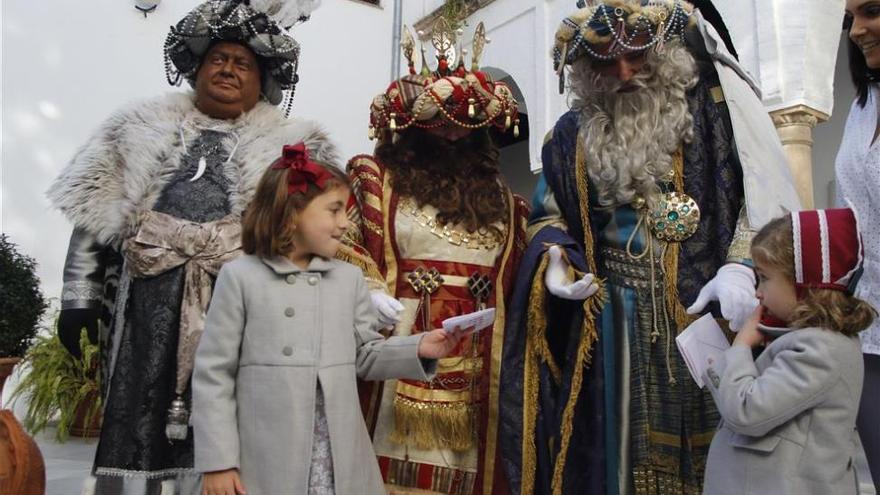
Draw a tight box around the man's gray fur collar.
[47,92,339,246]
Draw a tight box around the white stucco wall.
[715,0,845,116]
[1,0,393,305]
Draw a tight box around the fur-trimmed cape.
[47,91,339,245]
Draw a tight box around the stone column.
[770,105,829,209]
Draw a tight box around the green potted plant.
[0,234,48,396]
[0,234,48,493]
[11,327,102,441]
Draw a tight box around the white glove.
[686,263,759,331]
[370,291,404,328]
[544,245,599,300]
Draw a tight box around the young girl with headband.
[191,144,468,495]
[702,208,875,494]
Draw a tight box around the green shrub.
[0,234,48,358]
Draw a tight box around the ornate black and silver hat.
[164,0,319,109]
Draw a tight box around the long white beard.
[569,44,698,207]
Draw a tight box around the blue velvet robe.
[499,64,743,494]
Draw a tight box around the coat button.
[308,276,319,286]
[284,307,295,317]
[286,274,296,284]
[282,346,293,356]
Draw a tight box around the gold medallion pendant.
[646,191,700,242]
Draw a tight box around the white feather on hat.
[248,0,322,29]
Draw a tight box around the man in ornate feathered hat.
[46,1,334,492]
[500,1,801,494]
[338,20,529,495]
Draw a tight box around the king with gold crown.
[499,1,802,494]
[338,19,530,495]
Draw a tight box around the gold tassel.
[504,110,512,130]
[389,395,475,452]
[368,125,376,140]
[468,98,476,118]
[514,119,521,138]
[389,113,398,131]
[663,148,695,330]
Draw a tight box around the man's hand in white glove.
[370,290,404,328]
[686,263,759,331]
[544,245,599,300]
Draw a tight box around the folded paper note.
[442,308,496,334]
[676,313,731,388]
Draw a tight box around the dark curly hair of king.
[376,128,508,236]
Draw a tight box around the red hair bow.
[271,142,332,195]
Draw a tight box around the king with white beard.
[499,2,801,494]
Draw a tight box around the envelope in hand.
[676,314,730,388]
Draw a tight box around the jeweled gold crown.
[368,19,520,140]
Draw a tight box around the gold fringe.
[390,395,475,452]
[482,187,519,495]
[550,284,604,495]
[336,244,384,285]
[521,132,608,495]
[663,148,696,330]
[521,255,551,495]
[548,136,606,495]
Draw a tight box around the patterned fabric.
[308,384,335,494]
[94,130,232,488]
[834,86,880,355]
[500,68,742,494]
[342,155,529,495]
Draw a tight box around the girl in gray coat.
[192,144,470,495]
[702,208,876,495]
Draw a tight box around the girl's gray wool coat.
[193,254,436,494]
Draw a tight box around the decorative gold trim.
[395,381,472,402]
[390,394,476,451]
[349,155,383,177]
[356,171,382,186]
[547,136,605,495]
[709,86,725,104]
[336,244,384,283]
[362,190,383,212]
[482,187,517,495]
[726,206,755,264]
[383,173,399,295]
[648,429,715,448]
[662,148,695,330]
[438,356,483,373]
[526,218,568,243]
[521,254,550,495]
[398,197,505,250]
[363,217,384,237]
[402,272,471,288]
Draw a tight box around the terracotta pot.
[69,391,102,438]
[0,358,21,400]
[0,409,45,495]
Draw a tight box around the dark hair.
[845,14,880,109]
[751,215,876,336]
[375,128,507,234]
[242,159,350,258]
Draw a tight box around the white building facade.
[0,0,856,315]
